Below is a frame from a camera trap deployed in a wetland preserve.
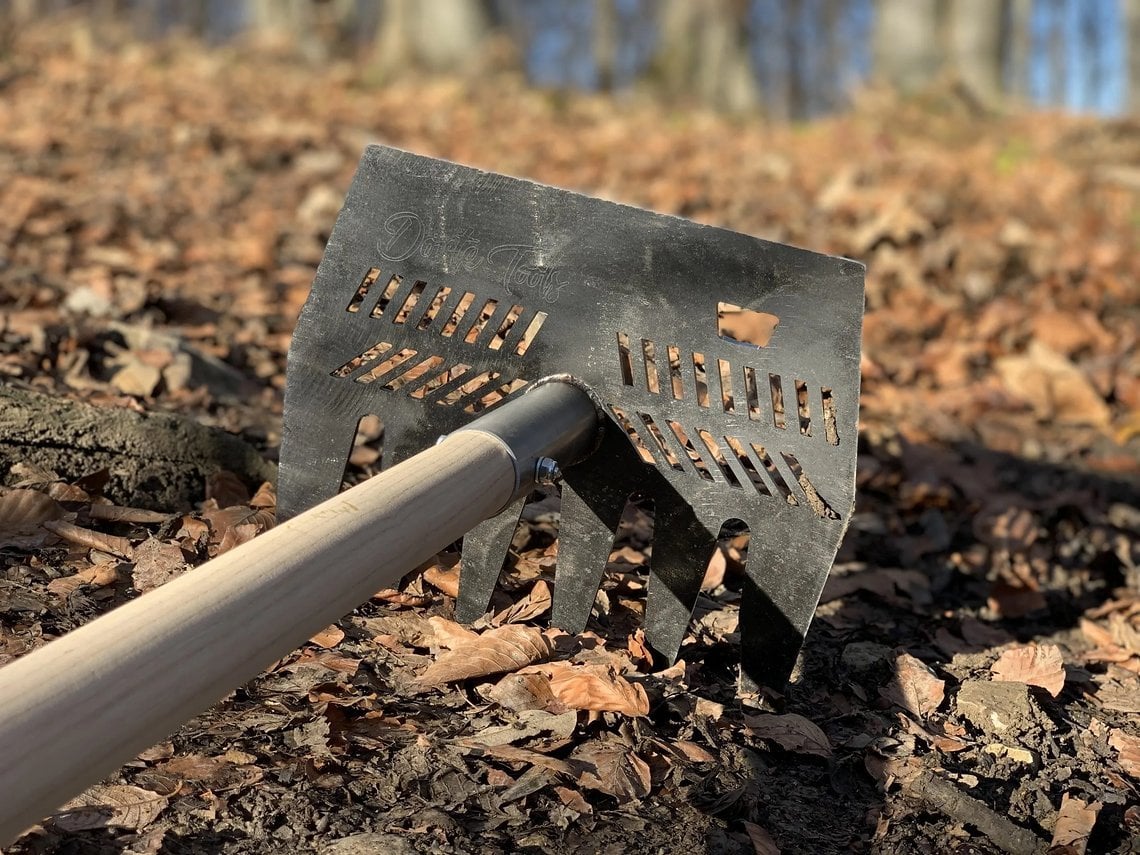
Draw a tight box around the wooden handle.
[0,431,516,843]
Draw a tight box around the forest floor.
[1,22,1139,855]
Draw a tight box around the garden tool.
[278,145,865,690]
[0,146,862,841]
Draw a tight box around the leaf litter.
[0,20,1136,855]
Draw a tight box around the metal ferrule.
[455,378,601,506]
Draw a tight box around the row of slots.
[617,333,840,446]
[331,341,527,414]
[346,268,548,356]
[611,406,839,519]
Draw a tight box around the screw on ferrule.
[534,457,562,486]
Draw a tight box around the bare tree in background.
[651,0,758,112]
[872,0,942,92]
[370,0,492,79]
[1127,0,1140,113]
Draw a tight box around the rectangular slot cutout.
[347,267,381,313]
[356,348,418,385]
[638,412,682,470]
[667,345,684,400]
[331,340,393,378]
[383,355,444,392]
[743,367,761,421]
[697,430,741,487]
[642,339,661,394]
[488,304,525,351]
[369,275,403,319]
[718,359,735,413]
[438,370,500,406]
[392,280,428,324]
[464,378,528,414]
[693,353,709,408]
[769,373,786,430]
[514,311,548,356]
[463,299,500,344]
[782,453,839,519]
[610,406,656,465]
[411,363,470,400]
[617,332,634,386]
[752,443,798,505]
[795,379,812,436]
[716,302,780,348]
[667,421,713,481]
[440,292,476,337]
[724,435,769,495]
[416,286,452,330]
[822,387,840,446]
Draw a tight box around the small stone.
[956,680,1032,734]
[319,833,415,855]
[841,641,892,676]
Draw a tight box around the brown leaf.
[484,672,563,713]
[309,624,346,649]
[742,821,782,855]
[203,505,274,557]
[995,342,1112,427]
[744,713,832,758]
[570,741,651,802]
[0,489,64,546]
[991,644,1066,697]
[881,652,945,718]
[415,624,554,686]
[493,579,553,625]
[131,537,188,593]
[159,752,263,791]
[51,784,167,832]
[47,562,122,597]
[1108,729,1140,778]
[520,662,649,717]
[423,564,461,598]
[701,547,727,591]
[42,518,133,559]
[1049,793,1100,854]
[427,615,480,649]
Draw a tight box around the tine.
[455,498,526,623]
[737,513,844,691]
[276,397,361,522]
[643,495,718,663]
[550,479,625,632]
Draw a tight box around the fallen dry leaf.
[991,643,1066,697]
[415,624,554,686]
[701,547,727,591]
[427,615,480,649]
[742,821,782,855]
[570,740,652,802]
[520,661,650,717]
[42,518,133,559]
[50,784,168,832]
[995,342,1112,428]
[1108,729,1140,778]
[744,712,832,758]
[423,563,461,598]
[1049,793,1100,854]
[131,537,188,593]
[484,671,563,713]
[309,624,346,649]
[47,562,121,597]
[493,579,553,625]
[881,652,946,718]
[0,489,64,546]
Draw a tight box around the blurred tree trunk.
[594,0,617,92]
[370,0,491,78]
[651,0,758,112]
[1005,0,1032,103]
[1129,0,1140,113]
[874,0,1008,106]
[872,0,942,91]
[943,0,1006,105]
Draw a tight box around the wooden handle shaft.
[0,431,516,842]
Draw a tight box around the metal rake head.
[278,145,864,690]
